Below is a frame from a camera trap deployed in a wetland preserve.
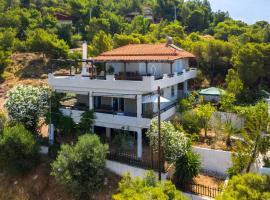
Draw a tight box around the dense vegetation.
[0,0,269,103]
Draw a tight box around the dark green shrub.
[0,124,39,174]
[180,111,201,135]
[112,130,135,153]
[174,151,201,188]
[77,110,95,134]
[51,134,108,199]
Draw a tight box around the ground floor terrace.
[93,126,166,172]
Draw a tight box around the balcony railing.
[142,102,177,118]
[94,107,137,117]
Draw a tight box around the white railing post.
[137,95,142,118]
[137,129,142,159]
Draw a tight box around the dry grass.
[0,157,121,200]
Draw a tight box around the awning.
[92,92,136,99]
[142,95,170,103]
[199,87,226,96]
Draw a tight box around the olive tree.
[51,134,108,199]
[194,103,216,138]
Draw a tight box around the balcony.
[48,68,197,93]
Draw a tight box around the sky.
[208,0,270,24]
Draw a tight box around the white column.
[267,98,270,116]
[89,91,93,110]
[106,128,111,139]
[137,129,142,159]
[137,95,142,118]
[183,80,188,96]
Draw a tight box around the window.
[171,86,175,97]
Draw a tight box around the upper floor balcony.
[48,66,197,93]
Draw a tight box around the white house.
[48,40,197,164]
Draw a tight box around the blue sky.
[208,0,270,24]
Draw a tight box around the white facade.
[49,55,197,158]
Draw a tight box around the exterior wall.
[106,160,167,180]
[107,59,189,76]
[193,147,232,177]
[60,105,176,130]
[211,111,244,129]
[49,68,196,93]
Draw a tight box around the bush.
[180,111,201,135]
[0,124,40,173]
[113,171,189,200]
[0,109,7,133]
[174,151,201,188]
[51,134,108,199]
[5,84,48,132]
[216,173,270,200]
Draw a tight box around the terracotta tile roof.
[93,44,195,62]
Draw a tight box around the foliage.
[194,103,216,138]
[216,173,270,200]
[51,134,108,199]
[0,124,39,173]
[146,120,191,163]
[174,151,201,188]
[89,30,112,56]
[5,84,49,132]
[178,92,197,113]
[112,129,136,153]
[225,69,243,96]
[219,93,237,147]
[0,109,7,133]
[179,111,201,135]
[113,171,189,200]
[229,101,270,175]
[76,110,95,135]
[26,28,69,58]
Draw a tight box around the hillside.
[0,53,48,108]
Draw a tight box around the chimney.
[166,36,173,46]
[82,41,87,60]
[81,42,88,75]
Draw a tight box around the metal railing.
[183,183,222,198]
[107,152,163,172]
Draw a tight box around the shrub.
[77,110,95,135]
[113,171,189,200]
[51,134,108,199]
[180,111,201,135]
[0,124,40,173]
[112,131,136,152]
[216,173,270,200]
[174,151,201,188]
[0,109,7,133]
[5,84,48,132]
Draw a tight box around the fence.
[184,183,222,198]
[107,152,162,172]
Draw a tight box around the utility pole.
[174,5,177,22]
[158,86,161,181]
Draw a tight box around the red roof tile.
[93,44,195,62]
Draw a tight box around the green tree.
[216,173,270,200]
[113,34,140,48]
[89,30,112,56]
[26,28,69,58]
[230,101,270,175]
[51,134,108,199]
[0,109,7,133]
[194,103,216,138]
[146,120,191,163]
[77,110,95,134]
[187,10,205,32]
[225,68,243,96]
[113,171,189,200]
[130,15,150,35]
[0,124,40,174]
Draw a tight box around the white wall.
[106,160,167,180]
[193,147,232,177]
[211,111,244,129]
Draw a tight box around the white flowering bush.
[5,84,49,132]
[146,120,191,163]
